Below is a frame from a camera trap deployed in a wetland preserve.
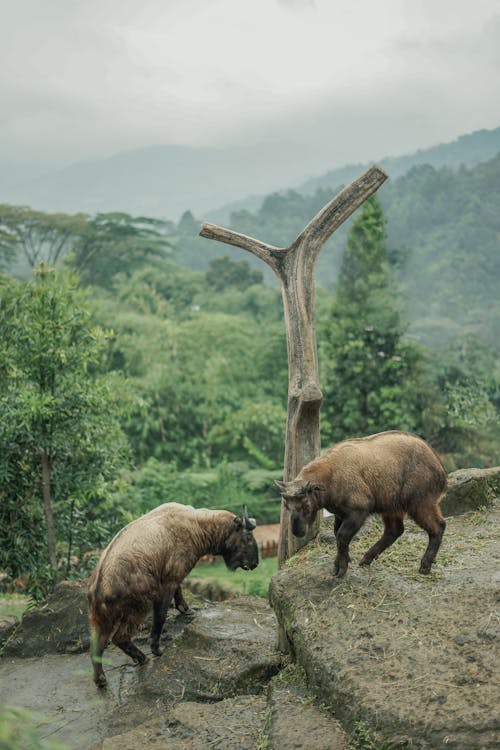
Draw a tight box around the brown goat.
[275,431,447,578]
[87,502,258,686]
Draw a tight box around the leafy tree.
[423,334,500,467]
[68,212,172,289]
[205,255,263,291]
[124,458,280,525]
[207,400,286,467]
[111,262,204,320]
[0,266,130,589]
[95,277,287,470]
[319,196,427,443]
[0,204,87,272]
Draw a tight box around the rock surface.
[266,667,348,750]
[2,590,345,749]
[441,466,500,515]
[2,579,89,657]
[89,695,268,750]
[270,501,500,749]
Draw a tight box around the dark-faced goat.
[275,431,446,578]
[87,502,258,686]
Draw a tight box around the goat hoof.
[151,645,163,657]
[359,557,371,567]
[94,674,107,688]
[419,566,431,575]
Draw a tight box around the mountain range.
[1,127,500,222]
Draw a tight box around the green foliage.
[207,400,286,467]
[0,203,87,273]
[188,555,277,598]
[422,335,500,467]
[1,147,499,593]
[381,159,499,340]
[95,281,287,468]
[112,262,204,319]
[320,197,428,443]
[123,458,280,525]
[68,212,172,289]
[0,267,130,590]
[221,154,500,353]
[205,255,263,291]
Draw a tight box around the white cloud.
[1,0,499,165]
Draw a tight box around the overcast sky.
[2,0,500,169]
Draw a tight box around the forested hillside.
[297,126,500,196]
[189,152,500,349]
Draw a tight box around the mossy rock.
[2,580,89,657]
[442,467,500,515]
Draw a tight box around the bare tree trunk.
[41,448,58,575]
[200,165,387,651]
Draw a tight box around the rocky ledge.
[270,500,500,749]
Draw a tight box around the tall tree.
[320,196,426,442]
[0,266,129,586]
[205,255,263,291]
[69,212,173,289]
[0,204,87,271]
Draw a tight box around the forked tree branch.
[200,166,388,273]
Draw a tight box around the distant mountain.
[297,126,500,194]
[0,141,332,221]
[2,126,499,224]
[210,126,500,223]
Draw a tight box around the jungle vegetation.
[0,152,498,595]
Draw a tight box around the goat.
[275,431,447,578]
[87,502,258,686]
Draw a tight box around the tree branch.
[199,223,286,272]
[293,165,388,251]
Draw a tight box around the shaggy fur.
[276,431,447,578]
[87,502,258,686]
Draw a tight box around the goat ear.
[274,480,287,493]
[309,482,327,493]
[233,516,243,529]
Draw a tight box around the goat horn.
[242,504,256,530]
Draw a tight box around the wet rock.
[442,467,500,515]
[270,501,500,749]
[138,596,282,703]
[0,596,282,750]
[3,580,89,657]
[266,667,348,749]
[89,695,267,750]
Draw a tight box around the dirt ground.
[270,501,500,749]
